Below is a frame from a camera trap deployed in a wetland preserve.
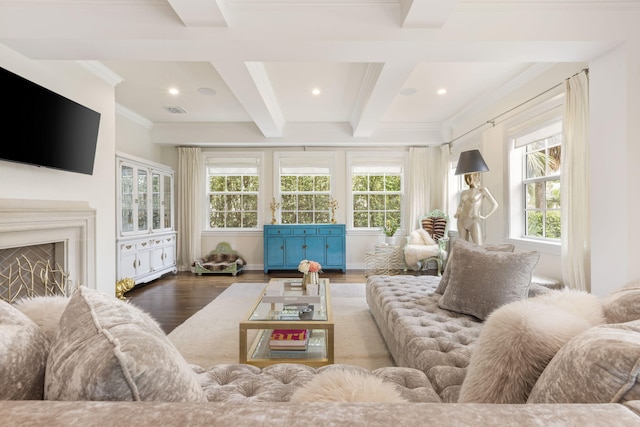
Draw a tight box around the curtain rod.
[445,68,589,146]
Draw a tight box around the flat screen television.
[0,66,101,175]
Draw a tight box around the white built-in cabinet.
[116,154,177,285]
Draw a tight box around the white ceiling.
[0,0,636,147]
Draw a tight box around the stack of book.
[269,329,309,352]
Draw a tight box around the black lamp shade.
[454,149,489,175]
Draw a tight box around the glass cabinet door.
[163,174,172,229]
[137,168,149,232]
[152,172,161,230]
[121,165,134,233]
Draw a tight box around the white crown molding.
[76,61,123,87]
[116,104,154,129]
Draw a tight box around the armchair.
[403,210,449,275]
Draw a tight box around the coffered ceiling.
[0,0,637,147]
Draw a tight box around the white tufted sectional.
[365,275,484,402]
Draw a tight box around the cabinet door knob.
[302,244,307,249]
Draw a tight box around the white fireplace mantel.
[0,199,96,290]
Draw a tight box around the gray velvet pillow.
[45,287,207,402]
[602,280,640,323]
[0,298,49,400]
[437,241,539,320]
[435,238,515,295]
[527,320,640,404]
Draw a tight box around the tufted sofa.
[3,280,640,425]
[366,274,481,402]
[366,272,640,407]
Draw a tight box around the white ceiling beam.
[166,0,231,27]
[400,0,459,28]
[351,62,418,138]
[213,61,285,138]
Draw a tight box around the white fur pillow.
[417,228,436,246]
[15,296,70,341]
[290,369,407,403]
[458,290,605,404]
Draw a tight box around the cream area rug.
[168,282,395,370]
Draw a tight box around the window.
[350,156,403,232]
[206,156,260,229]
[276,154,333,224]
[510,120,562,241]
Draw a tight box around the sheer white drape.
[407,146,448,231]
[561,71,590,291]
[176,147,203,271]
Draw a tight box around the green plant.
[382,220,399,237]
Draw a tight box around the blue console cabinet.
[263,224,346,273]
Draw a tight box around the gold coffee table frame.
[239,278,334,367]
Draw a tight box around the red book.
[269,329,308,349]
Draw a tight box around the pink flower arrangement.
[298,259,322,274]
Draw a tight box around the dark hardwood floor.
[126,270,370,334]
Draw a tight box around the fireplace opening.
[0,242,76,303]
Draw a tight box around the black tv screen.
[0,66,101,175]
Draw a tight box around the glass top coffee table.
[239,277,334,367]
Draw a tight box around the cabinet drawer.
[120,242,137,253]
[293,227,317,235]
[266,227,292,235]
[136,240,151,250]
[318,226,344,236]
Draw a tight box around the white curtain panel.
[176,147,203,271]
[407,146,447,232]
[561,71,590,291]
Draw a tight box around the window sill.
[506,237,561,256]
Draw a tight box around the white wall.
[0,44,117,295]
[589,42,640,296]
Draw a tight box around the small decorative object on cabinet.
[263,224,346,273]
[329,198,339,224]
[116,153,177,287]
[191,242,245,276]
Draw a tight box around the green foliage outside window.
[352,173,402,231]
[526,210,561,239]
[280,175,331,224]
[523,132,562,239]
[208,174,259,229]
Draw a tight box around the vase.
[302,272,319,291]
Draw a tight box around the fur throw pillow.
[15,295,71,341]
[290,369,407,403]
[458,290,605,404]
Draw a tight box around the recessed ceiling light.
[168,87,180,95]
[311,88,321,96]
[399,88,417,96]
[197,87,217,96]
[437,88,447,95]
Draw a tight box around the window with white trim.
[350,156,403,231]
[205,156,260,229]
[277,154,333,224]
[509,120,562,241]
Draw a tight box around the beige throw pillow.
[437,240,539,321]
[602,280,640,323]
[0,299,49,400]
[527,320,640,404]
[45,287,207,402]
[435,238,515,295]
